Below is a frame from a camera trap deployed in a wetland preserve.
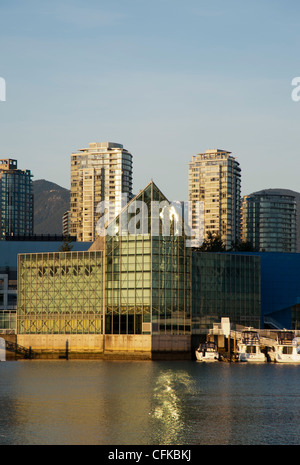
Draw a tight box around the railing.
[264,316,284,330]
[5,341,34,359]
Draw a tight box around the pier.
[1,319,300,362]
[202,319,300,362]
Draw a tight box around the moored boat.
[237,328,265,362]
[274,330,300,363]
[195,341,219,362]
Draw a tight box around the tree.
[58,236,73,252]
[229,240,255,252]
[195,231,226,252]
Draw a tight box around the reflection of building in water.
[189,365,235,445]
[99,362,153,444]
[151,370,195,444]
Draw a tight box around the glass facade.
[105,181,192,336]
[0,269,17,333]
[0,311,16,332]
[18,251,103,334]
[0,159,33,239]
[17,182,192,338]
[16,182,263,342]
[192,252,261,332]
[242,192,297,253]
[244,252,300,329]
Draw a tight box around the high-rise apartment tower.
[189,149,241,249]
[70,142,133,242]
[242,190,297,253]
[0,159,33,239]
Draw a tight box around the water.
[0,360,300,445]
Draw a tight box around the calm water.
[0,360,300,445]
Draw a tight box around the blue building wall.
[192,252,261,331]
[234,252,300,329]
[0,241,91,268]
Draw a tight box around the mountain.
[33,179,70,235]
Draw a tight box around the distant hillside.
[33,179,70,235]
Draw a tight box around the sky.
[1,0,300,201]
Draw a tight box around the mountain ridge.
[33,179,70,235]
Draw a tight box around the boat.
[274,330,300,363]
[195,341,219,362]
[237,328,266,362]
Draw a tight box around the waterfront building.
[18,250,104,335]
[0,239,90,334]
[16,180,263,358]
[188,149,241,249]
[0,268,17,333]
[103,181,192,340]
[242,190,297,253]
[192,252,261,334]
[17,181,192,357]
[70,142,133,242]
[0,159,33,239]
[18,248,300,353]
[234,252,300,330]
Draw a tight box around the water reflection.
[150,367,195,444]
[0,360,157,445]
[2,361,300,444]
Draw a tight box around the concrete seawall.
[14,334,192,360]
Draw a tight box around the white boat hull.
[238,352,266,363]
[237,341,266,363]
[275,351,300,363]
[275,355,300,363]
[195,351,219,362]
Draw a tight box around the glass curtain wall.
[192,252,261,331]
[105,181,192,336]
[18,251,103,334]
[0,169,33,239]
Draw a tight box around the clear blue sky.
[1,0,300,200]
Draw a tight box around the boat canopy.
[198,341,217,351]
[277,331,295,345]
[242,330,260,345]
